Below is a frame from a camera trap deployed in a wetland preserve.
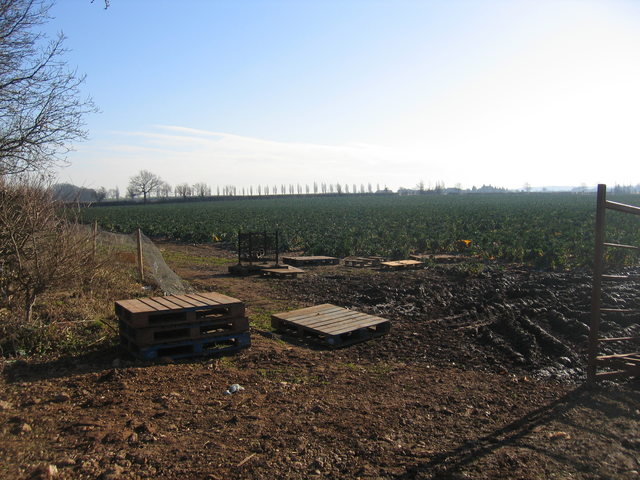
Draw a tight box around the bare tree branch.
[0,0,96,176]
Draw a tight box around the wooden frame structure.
[237,231,279,266]
[587,184,640,384]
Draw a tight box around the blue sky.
[48,0,640,192]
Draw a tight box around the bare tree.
[175,183,191,198]
[157,181,172,198]
[95,186,107,202]
[192,182,210,197]
[0,0,96,176]
[128,170,162,203]
[126,186,135,199]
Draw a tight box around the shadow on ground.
[404,383,640,479]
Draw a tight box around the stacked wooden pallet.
[116,292,250,360]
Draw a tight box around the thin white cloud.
[66,126,409,190]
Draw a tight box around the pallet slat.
[275,304,343,321]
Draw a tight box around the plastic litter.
[224,383,245,395]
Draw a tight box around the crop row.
[81,193,640,269]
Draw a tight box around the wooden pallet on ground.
[410,254,466,263]
[115,292,245,328]
[228,263,276,275]
[271,304,390,347]
[343,256,384,268]
[282,256,339,266]
[380,259,423,270]
[261,266,305,278]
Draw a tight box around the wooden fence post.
[92,220,98,261]
[587,184,606,384]
[137,228,144,281]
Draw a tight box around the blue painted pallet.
[121,332,251,360]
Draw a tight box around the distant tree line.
[80,170,395,203]
[63,170,640,204]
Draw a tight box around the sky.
[46,0,640,192]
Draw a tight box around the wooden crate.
[115,292,245,328]
[282,256,339,266]
[271,304,390,347]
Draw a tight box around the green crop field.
[81,193,640,269]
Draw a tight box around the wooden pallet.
[115,292,245,328]
[410,254,465,263]
[380,259,423,270]
[121,332,251,360]
[119,316,249,346]
[261,266,305,278]
[282,256,339,266]
[228,263,275,275]
[271,304,390,347]
[343,256,384,268]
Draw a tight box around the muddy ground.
[1,243,639,480]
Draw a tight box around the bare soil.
[1,243,639,480]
